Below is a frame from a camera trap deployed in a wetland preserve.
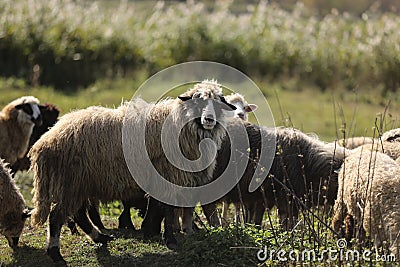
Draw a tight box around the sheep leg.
[344,214,354,243]
[278,201,299,231]
[181,207,194,234]
[234,203,242,224]
[118,201,135,230]
[202,202,221,227]
[87,201,106,230]
[47,203,66,263]
[142,197,163,238]
[74,205,113,244]
[252,201,266,226]
[163,204,178,250]
[172,208,182,233]
[66,217,79,235]
[221,201,229,227]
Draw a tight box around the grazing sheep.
[338,136,375,149]
[206,121,346,229]
[11,103,60,173]
[0,160,31,248]
[332,149,400,257]
[29,80,235,263]
[0,96,42,165]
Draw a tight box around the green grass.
[1,76,398,141]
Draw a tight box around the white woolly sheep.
[29,80,236,263]
[332,148,400,258]
[0,159,31,248]
[0,96,42,165]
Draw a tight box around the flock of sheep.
[1,79,400,263]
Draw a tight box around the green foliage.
[1,0,400,92]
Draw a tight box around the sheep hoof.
[164,232,178,250]
[166,239,178,250]
[47,247,66,264]
[95,233,114,245]
[183,228,194,235]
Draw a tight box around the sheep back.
[30,104,141,226]
[334,150,400,255]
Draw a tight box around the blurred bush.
[0,0,400,92]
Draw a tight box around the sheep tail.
[30,151,52,227]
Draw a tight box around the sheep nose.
[204,114,215,123]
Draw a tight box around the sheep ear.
[21,208,32,219]
[245,104,258,113]
[178,94,192,102]
[221,97,237,111]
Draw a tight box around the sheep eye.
[192,92,202,99]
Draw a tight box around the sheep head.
[225,93,258,121]
[0,209,31,248]
[178,80,236,131]
[2,96,42,127]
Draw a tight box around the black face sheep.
[0,96,42,165]
[176,93,258,230]
[0,160,31,248]
[206,121,346,229]
[332,149,400,258]
[11,103,60,173]
[29,80,235,263]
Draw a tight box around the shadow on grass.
[93,228,183,267]
[6,245,54,267]
[94,245,180,267]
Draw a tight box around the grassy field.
[0,75,398,141]
[2,0,400,265]
[0,75,399,265]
